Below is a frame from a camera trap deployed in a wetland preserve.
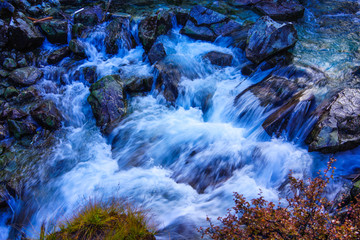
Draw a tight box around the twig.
[27,16,53,24]
[101,0,112,23]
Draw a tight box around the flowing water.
[3,1,360,239]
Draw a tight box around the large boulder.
[8,11,45,51]
[203,51,233,66]
[47,46,71,64]
[254,0,305,21]
[73,6,103,26]
[105,16,135,54]
[39,20,68,44]
[87,75,126,134]
[148,42,166,65]
[31,100,63,130]
[154,60,181,103]
[138,10,173,53]
[245,16,297,64]
[306,89,360,153]
[9,67,43,86]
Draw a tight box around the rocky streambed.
[0,0,360,239]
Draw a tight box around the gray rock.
[155,60,181,103]
[47,46,71,64]
[189,5,228,26]
[229,0,261,7]
[8,12,45,51]
[105,16,135,54]
[31,100,63,130]
[203,51,233,66]
[245,16,297,64]
[3,58,17,70]
[73,6,103,26]
[254,0,305,21]
[9,67,43,86]
[87,75,126,134]
[69,39,86,58]
[39,20,68,44]
[148,42,166,65]
[307,89,360,153]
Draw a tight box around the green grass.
[42,198,156,240]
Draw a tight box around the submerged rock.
[245,16,297,64]
[39,20,68,44]
[138,10,173,53]
[307,88,360,153]
[9,67,43,86]
[31,100,63,130]
[8,12,45,51]
[203,51,233,66]
[87,75,126,134]
[148,42,166,65]
[254,0,305,21]
[155,60,181,103]
[105,16,135,54]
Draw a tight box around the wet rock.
[0,124,9,140]
[174,8,189,26]
[210,20,242,37]
[87,75,126,134]
[138,10,173,53]
[39,20,68,44]
[180,20,216,41]
[69,39,86,58]
[225,22,253,50]
[73,6,103,26]
[0,20,9,47]
[189,5,228,26]
[10,0,31,11]
[0,1,15,19]
[17,57,27,67]
[47,46,71,65]
[9,67,43,86]
[71,23,86,39]
[8,12,45,51]
[2,107,27,120]
[148,42,166,65]
[155,60,181,103]
[81,66,97,84]
[31,100,63,130]
[254,0,305,21]
[229,0,261,7]
[4,86,19,100]
[105,16,135,54]
[203,51,233,66]
[307,88,360,153]
[124,75,153,94]
[15,86,39,103]
[3,58,17,70]
[245,16,297,64]
[7,119,37,139]
[262,90,315,137]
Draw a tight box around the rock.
[9,67,43,86]
[81,66,97,84]
[0,20,9,47]
[306,89,360,153]
[254,0,305,21]
[138,10,173,53]
[0,70,9,78]
[71,23,86,39]
[155,60,181,103]
[2,107,27,120]
[210,20,242,37]
[4,87,19,100]
[47,46,71,64]
[31,100,63,130]
[7,119,36,139]
[17,57,27,67]
[3,58,17,70]
[245,16,297,64]
[15,86,39,103]
[87,75,126,134]
[73,6,103,26]
[174,8,189,26]
[8,12,45,51]
[229,0,261,7]
[262,90,315,138]
[203,51,233,66]
[225,23,253,50]
[180,20,216,41]
[0,124,9,140]
[124,75,153,94]
[189,5,228,26]
[39,20,68,44]
[148,42,166,65]
[105,16,135,54]
[9,0,31,11]
[0,1,15,19]
[69,39,86,58]
[166,0,183,5]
